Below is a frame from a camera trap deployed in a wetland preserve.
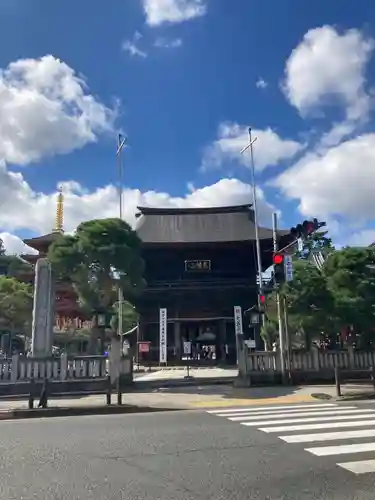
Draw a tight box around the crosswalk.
[207,402,375,475]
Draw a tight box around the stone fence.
[246,349,375,383]
[0,348,133,396]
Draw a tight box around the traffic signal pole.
[272,212,286,383]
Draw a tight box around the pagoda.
[21,188,89,334]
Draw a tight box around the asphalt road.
[1,406,375,499]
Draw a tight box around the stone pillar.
[174,321,181,359]
[31,258,55,357]
[109,337,122,384]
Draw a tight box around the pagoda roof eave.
[23,231,62,249]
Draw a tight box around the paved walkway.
[0,383,373,412]
[134,367,237,381]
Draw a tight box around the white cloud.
[0,232,37,255]
[345,229,375,247]
[283,26,374,124]
[273,26,375,226]
[0,162,278,252]
[0,55,116,165]
[256,78,268,89]
[122,31,148,58]
[154,37,183,49]
[142,0,206,26]
[272,133,375,223]
[202,122,303,172]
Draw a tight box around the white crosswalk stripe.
[206,402,375,475]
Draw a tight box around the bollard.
[371,366,375,389]
[28,377,35,409]
[334,366,341,397]
[38,378,48,408]
[106,375,111,405]
[117,376,122,406]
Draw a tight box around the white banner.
[159,308,167,363]
[183,341,192,355]
[284,255,293,282]
[234,306,243,336]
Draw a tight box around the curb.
[0,405,186,421]
[311,392,375,402]
[134,377,235,389]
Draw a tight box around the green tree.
[281,259,335,349]
[48,218,146,353]
[110,300,139,336]
[0,276,33,354]
[0,238,32,278]
[323,246,375,341]
[260,320,278,351]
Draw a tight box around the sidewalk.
[0,382,374,421]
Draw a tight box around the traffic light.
[290,218,326,239]
[273,253,285,284]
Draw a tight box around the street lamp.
[240,128,264,300]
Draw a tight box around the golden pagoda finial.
[53,186,64,233]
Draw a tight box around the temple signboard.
[185,259,211,272]
[55,315,92,332]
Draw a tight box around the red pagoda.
[20,189,90,339]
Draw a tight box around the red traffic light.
[259,294,265,304]
[305,221,314,234]
[273,254,284,265]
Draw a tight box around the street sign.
[297,237,303,252]
[138,341,150,353]
[250,313,259,324]
[245,339,256,348]
[284,255,293,282]
[183,341,192,355]
[122,339,130,355]
[234,306,243,336]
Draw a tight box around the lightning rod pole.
[272,212,286,382]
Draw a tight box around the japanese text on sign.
[159,308,167,363]
[234,306,243,336]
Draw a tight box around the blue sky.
[1,0,375,253]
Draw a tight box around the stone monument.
[31,258,55,357]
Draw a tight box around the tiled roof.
[135,204,289,244]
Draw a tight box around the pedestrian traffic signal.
[273,253,285,284]
[290,218,326,239]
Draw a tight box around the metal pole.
[248,129,264,300]
[283,296,291,373]
[116,134,127,339]
[272,212,286,382]
[116,134,126,220]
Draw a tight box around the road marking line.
[280,428,375,443]
[243,410,375,427]
[260,418,375,433]
[192,395,316,407]
[337,460,375,474]
[207,403,336,414]
[229,407,358,421]
[306,442,375,456]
